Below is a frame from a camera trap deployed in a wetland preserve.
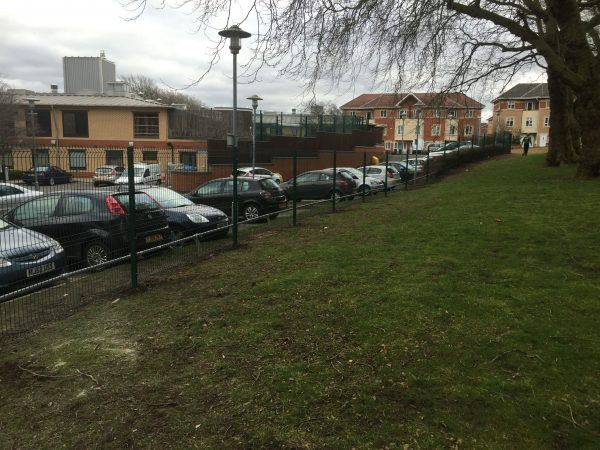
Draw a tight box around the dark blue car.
[22,166,72,186]
[139,186,229,241]
[0,217,66,298]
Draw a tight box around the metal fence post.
[384,150,389,197]
[362,152,367,202]
[404,147,409,191]
[332,148,337,212]
[426,148,430,184]
[126,145,138,289]
[292,151,297,226]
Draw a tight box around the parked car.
[186,177,287,221]
[22,166,71,186]
[139,186,229,240]
[336,167,385,195]
[280,169,356,201]
[427,143,444,152]
[2,190,171,268]
[358,165,403,188]
[0,217,66,296]
[234,167,284,184]
[93,165,125,187]
[115,163,162,185]
[0,182,43,213]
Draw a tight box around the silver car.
[337,167,385,195]
[0,183,42,214]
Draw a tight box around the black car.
[186,177,287,221]
[139,186,229,240]
[22,166,72,186]
[280,169,356,201]
[2,190,171,268]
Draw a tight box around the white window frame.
[433,109,441,118]
[525,101,535,111]
[385,142,391,151]
[393,141,400,152]
[397,125,404,135]
[544,116,550,127]
[396,109,407,119]
[525,117,533,127]
[464,125,473,135]
[507,101,515,109]
[506,117,515,127]
[465,110,474,118]
[380,110,387,118]
[431,124,440,136]
[449,125,457,135]
[350,111,356,117]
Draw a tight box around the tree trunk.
[574,87,600,177]
[546,68,579,166]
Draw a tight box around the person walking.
[522,134,532,156]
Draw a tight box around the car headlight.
[186,213,209,223]
[50,239,64,253]
[0,257,12,268]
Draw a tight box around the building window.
[179,151,196,168]
[62,111,89,137]
[393,142,400,153]
[365,111,373,120]
[412,109,422,119]
[464,125,473,135]
[525,101,535,111]
[433,109,441,118]
[382,127,387,136]
[397,125,404,135]
[26,110,52,137]
[385,142,391,151]
[447,110,456,119]
[350,111,356,117]
[506,117,514,127]
[68,149,86,170]
[106,150,124,166]
[544,116,550,127]
[449,125,456,135]
[396,109,407,118]
[465,110,474,118]
[33,148,50,167]
[0,149,13,168]
[431,124,440,136]
[380,110,387,118]
[525,117,533,127]
[134,112,159,138]
[143,151,158,163]
[507,101,515,109]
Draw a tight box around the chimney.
[292,108,296,115]
[50,84,58,94]
[100,50,106,58]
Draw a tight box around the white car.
[234,167,283,184]
[0,182,43,213]
[357,165,403,189]
[336,167,385,195]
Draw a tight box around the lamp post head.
[219,25,251,54]
[25,97,39,108]
[246,94,263,110]
[400,111,407,120]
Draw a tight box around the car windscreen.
[259,179,279,190]
[0,218,12,230]
[145,188,193,208]
[27,167,49,172]
[121,168,146,177]
[96,167,114,174]
[113,193,160,211]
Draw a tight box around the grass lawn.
[1,154,599,449]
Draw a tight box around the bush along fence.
[0,133,511,340]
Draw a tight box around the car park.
[358,165,403,188]
[234,167,284,184]
[0,217,66,296]
[139,186,229,240]
[2,190,171,268]
[0,183,43,213]
[280,169,356,201]
[115,163,162,185]
[92,165,125,187]
[186,177,287,221]
[22,166,71,186]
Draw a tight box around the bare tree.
[123,0,600,176]
[121,74,207,110]
[0,79,18,146]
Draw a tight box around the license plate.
[26,262,55,278]
[278,202,287,209]
[145,234,164,243]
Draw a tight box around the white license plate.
[26,262,55,278]
[145,234,164,243]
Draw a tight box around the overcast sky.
[1,0,545,117]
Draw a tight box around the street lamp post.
[246,94,263,178]
[495,109,501,144]
[25,97,40,189]
[414,105,423,184]
[219,24,251,247]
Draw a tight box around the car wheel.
[242,203,261,221]
[49,178,55,186]
[84,241,110,268]
[361,185,372,196]
[330,190,342,201]
[169,226,187,247]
